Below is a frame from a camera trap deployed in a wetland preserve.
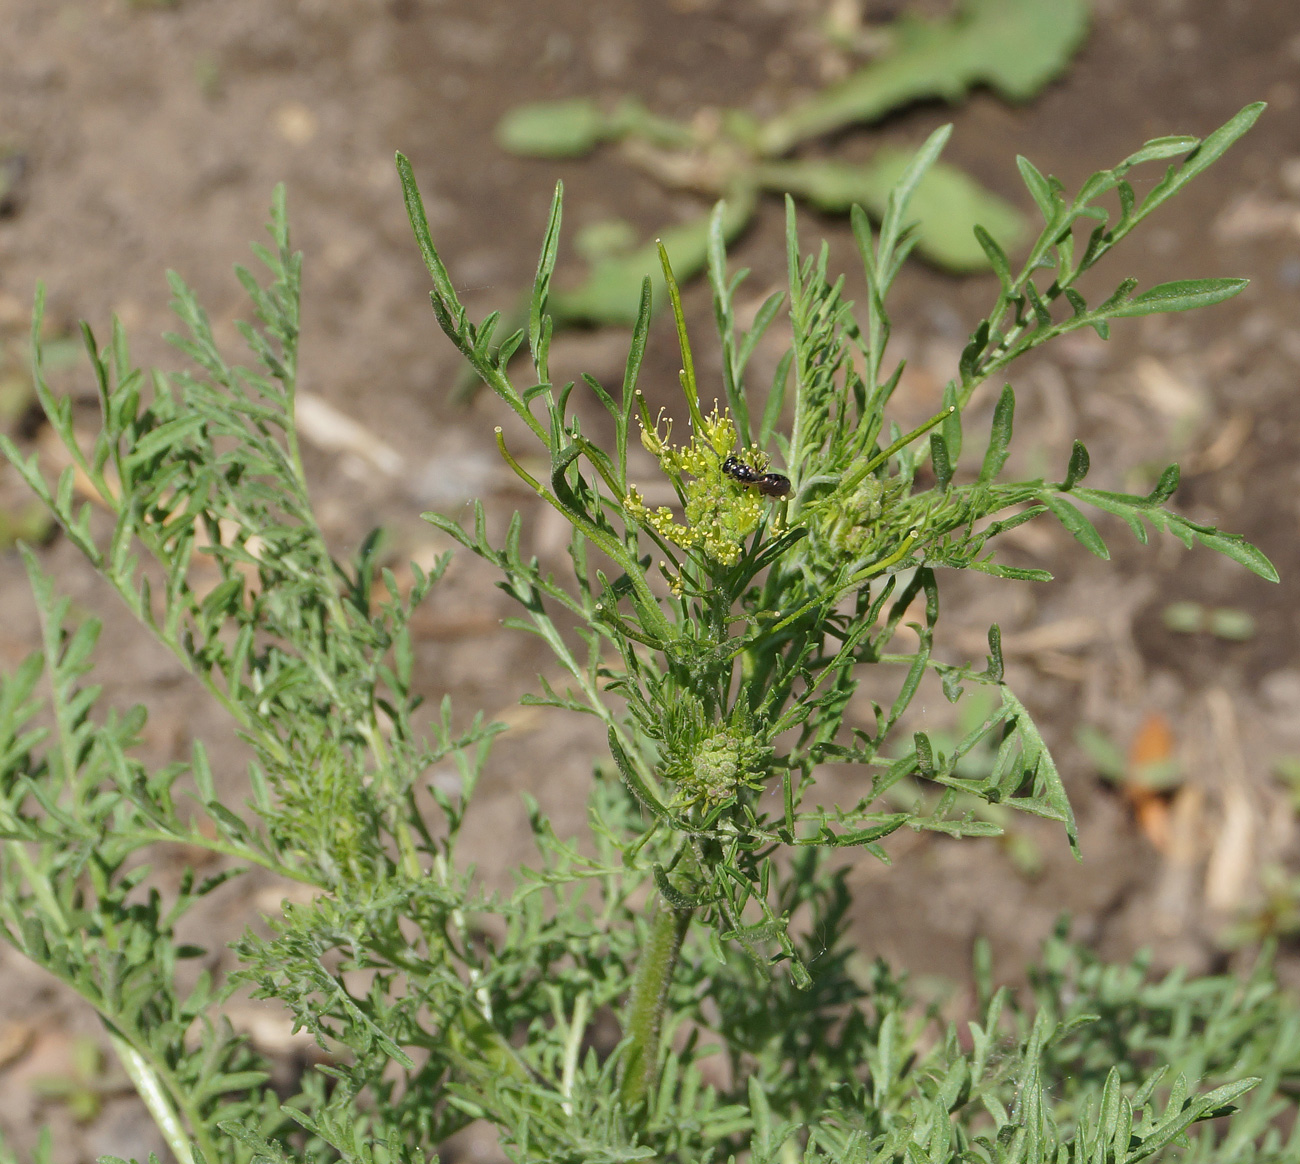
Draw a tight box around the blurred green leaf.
[1162,600,1257,640]
[0,499,55,549]
[756,150,1025,271]
[574,218,640,264]
[495,98,611,158]
[759,0,1090,153]
[552,188,757,327]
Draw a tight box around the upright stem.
[619,899,693,1113]
[108,1033,198,1164]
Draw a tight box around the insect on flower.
[722,455,791,498]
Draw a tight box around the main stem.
[619,898,694,1113]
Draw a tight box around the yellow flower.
[625,406,775,565]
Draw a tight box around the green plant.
[1161,600,1257,640]
[493,0,1088,337]
[0,100,1293,1164]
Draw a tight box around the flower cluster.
[654,691,771,807]
[808,474,905,563]
[624,406,779,568]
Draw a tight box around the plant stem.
[619,897,693,1113]
[108,1033,197,1164]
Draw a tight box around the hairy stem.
[619,898,693,1113]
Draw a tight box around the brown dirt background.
[0,0,1298,1159]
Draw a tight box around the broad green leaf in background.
[552,187,758,327]
[496,97,612,158]
[754,150,1025,271]
[488,0,1091,334]
[758,0,1091,152]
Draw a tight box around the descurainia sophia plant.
[0,99,1295,1164]
[399,98,1284,1138]
[399,102,1276,982]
